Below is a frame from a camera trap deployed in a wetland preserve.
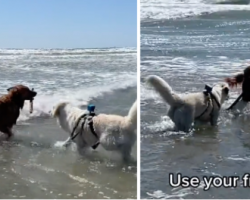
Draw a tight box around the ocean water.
[140,0,250,199]
[0,48,137,199]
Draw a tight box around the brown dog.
[225,66,250,111]
[0,85,37,138]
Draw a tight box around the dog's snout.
[31,90,37,97]
[30,88,37,96]
[224,87,229,95]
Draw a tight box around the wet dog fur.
[52,100,137,164]
[146,75,229,132]
[0,85,37,137]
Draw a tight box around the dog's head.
[7,85,37,112]
[225,66,250,88]
[225,72,244,88]
[213,82,230,104]
[7,85,37,100]
[51,102,70,118]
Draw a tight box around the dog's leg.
[168,107,175,121]
[76,140,89,156]
[120,145,133,164]
[99,133,135,164]
[2,127,13,139]
[168,107,183,131]
[62,137,73,147]
[168,107,177,130]
[210,110,219,126]
[117,137,136,165]
[54,137,72,148]
[173,106,194,132]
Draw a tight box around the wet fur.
[52,100,137,163]
[146,75,229,132]
[0,85,37,137]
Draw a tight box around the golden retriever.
[0,85,37,138]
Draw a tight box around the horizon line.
[0,46,137,50]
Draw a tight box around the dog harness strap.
[196,84,222,120]
[70,111,100,149]
[70,114,87,140]
[203,84,221,108]
[91,141,100,149]
[88,117,98,139]
[86,114,100,149]
[195,93,211,120]
[210,93,221,109]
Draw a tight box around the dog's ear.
[7,87,15,92]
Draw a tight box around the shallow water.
[141,0,250,198]
[0,48,137,199]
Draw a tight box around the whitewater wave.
[0,47,136,56]
[141,0,250,22]
[147,180,206,199]
[18,78,136,122]
[0,46,137,123]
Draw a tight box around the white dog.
[146,75,229,132]
[52,100,137,163]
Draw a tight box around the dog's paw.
[54,141,69,148]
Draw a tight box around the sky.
[0,0,137,48]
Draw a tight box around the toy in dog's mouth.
[29,88,37,114]
[30,99,34,113]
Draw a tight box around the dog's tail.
[52,102,70,117]
[225,72,244,88]
[126,99,137,128]
[146,75,182,106]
